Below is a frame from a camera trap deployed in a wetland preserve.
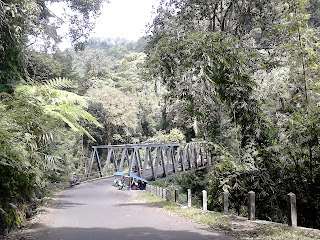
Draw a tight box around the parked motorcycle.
[70,173,81,187]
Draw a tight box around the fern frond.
[45,103,103,128]
[44,104,101,141]
[39,133,54,145]
[44,109,78,131]
[48,89,88,107]
[44,77,73,89]
[14,85,46,104]
[15,82,102,142]
[76,124,97,142]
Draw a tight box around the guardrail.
[146,185,298,228]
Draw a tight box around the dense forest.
[0,0,319,233]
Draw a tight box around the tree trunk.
[107,126,111,145]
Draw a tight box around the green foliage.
[0,0,113,232]
[0,0,27,92]
[15,81,102,141]
[72,38,162,147]
[146,0,320,229]
[148,31,259,129]
[0,0,106,91]
[26,51,78,84]
[0,79,101,229]
[146,128,186,143]
[141,191,320,240]
[1,0,320,232]
[87,85,140,144]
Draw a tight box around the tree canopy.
[146,0,320,228]
[0,0,107,230]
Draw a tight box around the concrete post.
[175,189,179,203]
[223,192,229,214]
[159,187,163,198]
[157,186,160,196]
[287,193,297,227]
[248,191,255,220]
[162,188,166,200]
[202,190,207,211]
[165,189,170,201]
[187,189,192,208]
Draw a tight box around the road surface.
[39,178,230,240]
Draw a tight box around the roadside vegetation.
[140,191,320,240]
[1,0,320,235]
[145,0,320,230]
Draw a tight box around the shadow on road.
[114,201,167,209]
[43,226,228,240]
[52,199,86,209]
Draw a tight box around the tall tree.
[0,0,107,230]
[0,0,107,92]
[146,0,320,228]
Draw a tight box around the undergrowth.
[140,191,320,240]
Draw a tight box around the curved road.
[41,178,230,240]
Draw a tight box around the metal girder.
[87,142,213,180]
[119,148,128,171]
[154,147,161,181]
[142,147,151,179]
[94,143,184,149]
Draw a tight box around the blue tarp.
[113,172,148,182]
[113,172,126,176]
[129,173,148,183]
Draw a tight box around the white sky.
[92,0,159,40]
[52,0,159,50]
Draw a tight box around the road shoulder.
[136,190,320,240]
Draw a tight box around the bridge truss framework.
[88,143,214,181]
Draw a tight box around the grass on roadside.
[256,225,320,240]
[139,191,320,240]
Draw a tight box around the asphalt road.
[41,178,231,240]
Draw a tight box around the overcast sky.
[92,0,159,40]
[50,0,159,49]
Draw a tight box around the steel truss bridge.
[87,143,214,181]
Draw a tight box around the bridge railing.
[87,142,214,181]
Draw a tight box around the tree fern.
[15,80,102,141]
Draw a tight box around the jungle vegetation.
[0,0,319,232]
[146,0,320,229]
